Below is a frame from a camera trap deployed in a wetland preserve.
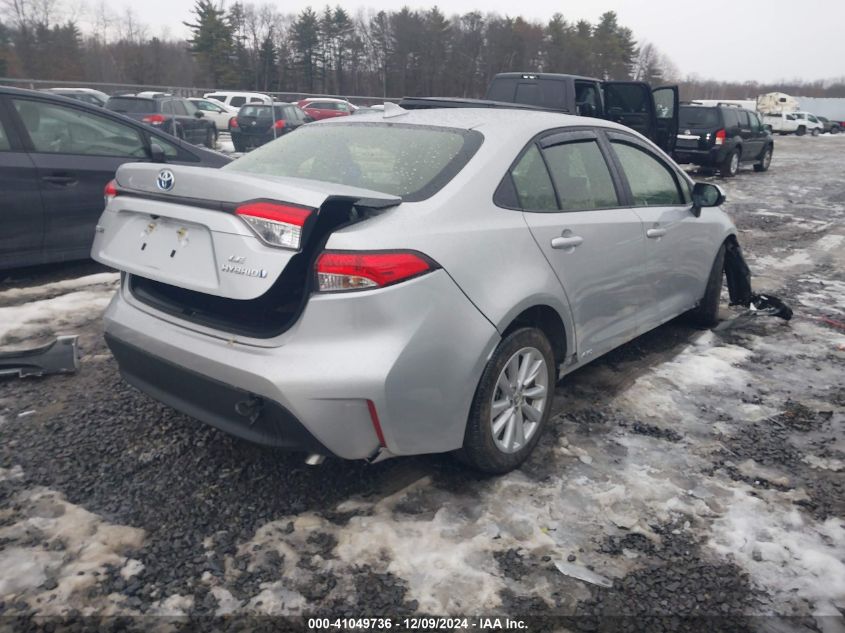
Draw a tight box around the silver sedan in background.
[92,107,733,473]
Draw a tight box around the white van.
[203,91,272,109]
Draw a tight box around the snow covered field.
[0,136,843,630]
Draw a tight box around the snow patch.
[709,489,845,616]
[0,288,116,343]
[0,473,145,613]
[0,273,119,304]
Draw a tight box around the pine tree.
[292,8,320,92]
[184,0,236,87]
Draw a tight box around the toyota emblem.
[156,169,175,192]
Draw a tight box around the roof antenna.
[383,102,408,119]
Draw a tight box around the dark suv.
[105,95,216,148]
[673,104,773,177]
[230,103,309,152]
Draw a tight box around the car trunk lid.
[91,163,400,301]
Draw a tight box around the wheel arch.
[499,303,570,367]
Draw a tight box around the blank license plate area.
[119,213,218,287]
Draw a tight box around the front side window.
[226,123,482,202]
[543,140,619,211]
[611,141,683,206]
[510,145,557,211]
[13,99,146,157]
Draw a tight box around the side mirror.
[149,142,166,163]
[691,182,726,215]
[194,110,204,118]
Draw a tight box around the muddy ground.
[0,135,843,632]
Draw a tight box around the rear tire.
[811,127,820,136]
[719,149,740,178]
[232,138,244,153]
[753,145,773,172]
[458,327,555,474]
[796,125,806,136]
[204,127,215,148]
[688,244,725,328]
[832,126,840,135]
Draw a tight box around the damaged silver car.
[92,107,736,473]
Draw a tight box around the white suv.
[791,112,824,136]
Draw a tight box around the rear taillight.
[315,251,436,292]
[236,201,312,249]
[273,119,286,129]
[714,129,726,146]
[104,179,118,199]
[142,114,166,125]
[229,117,238,129]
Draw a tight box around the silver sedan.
[92,107,734,473]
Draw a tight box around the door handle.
[42,174,77,186]
[646,228,667,239]
[551,235,583,249]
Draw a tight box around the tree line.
[1,0,844,101]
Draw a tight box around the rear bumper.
[672,146,725,166]
[103,270,499,459]
[230,129,278,147]
[106,333,328,453]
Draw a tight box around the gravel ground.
[0,135,843,631]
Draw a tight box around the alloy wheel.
[490,346,549,454]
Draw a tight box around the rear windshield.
[240,105,284,119]
[486,77,566,109]
[679,106,720,128]
[224,122,483,202]
[106,97,155,113]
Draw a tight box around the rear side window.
[722,109,740,128]
[510,145,557,211]
[207,95,224,103]
[226,123,482,202]
[679,107,719,128]
[230,97,247,107]
[543,141,620,211]
[171,101,188,116]
[611,141,683,206]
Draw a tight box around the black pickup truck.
[400,72,679,154]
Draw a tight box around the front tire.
[753,145,773,172]
[719,149,740,177]
[458,328,555,474]
[688,244,725,328]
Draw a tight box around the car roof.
[316,106,637,138]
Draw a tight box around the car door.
[604,130,711,327]
[516,129,649,361]
[601,81,658,144]
[10,97,150,260]
[652,86,679,153]
[736,110,755,160]
[0,97,45,268]
[746,111,766,157]
[172,99,200,144]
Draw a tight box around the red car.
[296,98,357,121]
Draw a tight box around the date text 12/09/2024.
[307,618,528,630]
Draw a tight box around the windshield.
[106,97,155,113]
[679,106,720,128]
[224,122,483,201]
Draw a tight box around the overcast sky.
[88,0,844,83]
